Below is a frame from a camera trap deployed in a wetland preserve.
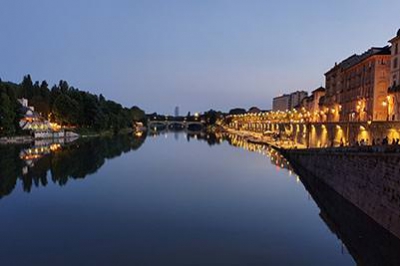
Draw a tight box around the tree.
[0,75,146,134]
[52,94,79,125]
[130,106,146,124]
[229,108,246,115]
[0,92,16,136]
[204,109,223,125]
[20,74,33,98]
[58,80,69,93]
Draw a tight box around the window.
[396,43,399,55]
[394,58,398,69]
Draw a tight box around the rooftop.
[325,46,391,75]
[312,86,325,93]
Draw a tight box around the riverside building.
[272,91,308,112]
[325,46,391,122]
[272,94,290,111]
[388,29,400,120]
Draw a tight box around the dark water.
[0,132,397,265]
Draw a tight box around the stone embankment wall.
[295,159,400,266]
[282,148,400,239]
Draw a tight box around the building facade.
[290,91,308,109]
[272,94,291,111]
[388,29,400,120]
[325,47,391,122]
[272,91,308,112]
[309,87,326,122]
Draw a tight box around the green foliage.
[0,93,16,135]
[0,145,25,197]
[52,94,80,125]
[0,81,20,136]
[203,109,223,125]
[0,75,146,134]
[130,106,147,125]
[229,108,246,115]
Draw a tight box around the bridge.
[147,120,205,132]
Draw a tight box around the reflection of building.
[20,143,62,166]
[225,133,293,171]
[388,29,400,120]
[273,91,308,112]
[325,47,391,122]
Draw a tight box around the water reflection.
[295,164,400,266]
[222,134,400,266]
[1,131,399,265]
[0,134,146,198]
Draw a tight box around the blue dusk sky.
[1,0,400,114]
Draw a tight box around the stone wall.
[294,158,400,265]
[282,148,400,240]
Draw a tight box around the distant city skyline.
[1,0,400,114]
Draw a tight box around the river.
[0,132,398,265]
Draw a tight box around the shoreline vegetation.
[0,75,147,142]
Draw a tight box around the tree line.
[0,75,146,136]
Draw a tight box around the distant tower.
[174,106,179,117]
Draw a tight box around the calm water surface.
[0,133,358,265]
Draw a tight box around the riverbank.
[0,126,144,145]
